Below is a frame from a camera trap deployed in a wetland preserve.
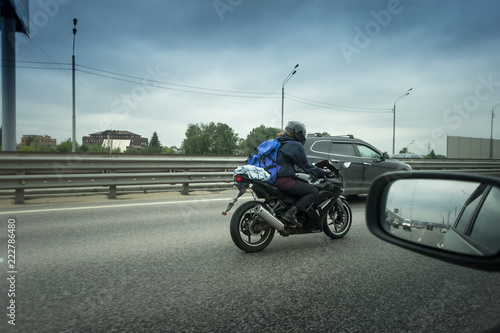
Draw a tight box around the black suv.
[304,134,411,195]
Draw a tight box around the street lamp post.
[392,88,412,154]
[490,102,500,159]
[72,18,77,153]
[281,64,299,131]
[406,140,415,153]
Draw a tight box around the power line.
[17,60,72,66]
[22,39,173,145]
[76,63,279,97]
[2,65,70,70]
[13,60,280,99]
[1,60,71,70]
[14,59,392,111]
[76,67,280,99]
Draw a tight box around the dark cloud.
[2,0,499,153]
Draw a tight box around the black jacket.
[276,134,325,179]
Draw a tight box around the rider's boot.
[282,205,303,228]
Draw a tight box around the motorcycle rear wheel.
[230,201,275,252]
[323,199,352,239]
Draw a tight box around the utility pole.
[490,103,500,159]
[72,18,77,152]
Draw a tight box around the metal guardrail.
[0,155,245,173]
[0,154,246,203]
[394,159,500,176]
[1,154,500,204]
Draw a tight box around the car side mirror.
[381,152,389,161]
[366,171,500,271]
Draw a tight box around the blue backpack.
[247,139,288,185]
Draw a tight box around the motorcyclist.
[275,121,329,227]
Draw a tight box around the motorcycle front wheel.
[230,201,275,252]
[323,199,352,239]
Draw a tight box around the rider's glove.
[324,170,334,178]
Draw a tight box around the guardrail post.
[13,170,26,204]
[108,185,117,199]
[181,183,189,195]
[15,189,24,204]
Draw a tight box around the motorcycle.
[222,160,352,252]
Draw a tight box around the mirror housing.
[381,152,389,161]
[366,171,500,272]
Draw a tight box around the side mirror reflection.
[384,178,500,257]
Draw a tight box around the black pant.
[280,179,319,211]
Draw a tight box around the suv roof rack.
[308,132,323,137]
[308,133,355,138]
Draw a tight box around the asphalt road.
[0,191,499,332]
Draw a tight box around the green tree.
[164,146,177,154]
[41,145,57,152]
[182,122,238,155]
[183,123,204,154]
[87,145,110,153]
[424,149,446,159]
[125,147,141,154]
[144,131,163,154]
[240,125,281,155]
[24,135,37,147]
[58,138,73,152]
[79,144,89,152]
[150,131,161,148]
[399,147,409,154]
[307,131,330,137]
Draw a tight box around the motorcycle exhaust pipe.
[254,204,285,232]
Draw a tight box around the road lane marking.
[0,197,243,215]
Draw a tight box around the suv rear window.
[310,140,331,155]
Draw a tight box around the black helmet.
[285,121,307,145]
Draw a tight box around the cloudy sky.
[3,0,500,154]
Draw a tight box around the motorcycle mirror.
[366,171,500,272]
[314,160,334,169]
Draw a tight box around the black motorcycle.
[223,160,352,252]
